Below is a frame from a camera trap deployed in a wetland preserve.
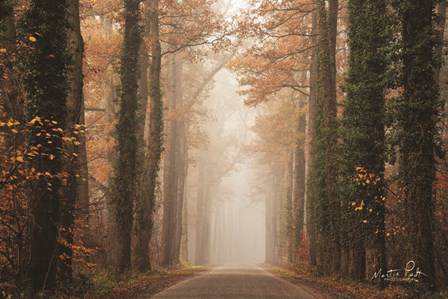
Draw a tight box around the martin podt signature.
[371,261,428,283]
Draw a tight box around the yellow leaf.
[351,201,356,206]
[74,141,81,146]
[16,156,24,162]
[0,48,7,53]
[11,129,18,134]
[49,154,55,160]
[73,153,78,157]
[29,116,41,125]
[362,220,368,223]
[29,36,37,42]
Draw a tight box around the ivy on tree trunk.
[110,0,142,273]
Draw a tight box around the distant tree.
[18,0,69,292]
[161,54,183,266]
[109,0,142,273]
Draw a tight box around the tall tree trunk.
[341,0,389,283]
[293,111,306,262]
[307,8,319,268]
[59,0,86,281]
[19,0,69,292]
[265,183,275,264]
[308,0,340,275]
[174,98,188,263]
[194,154,212,265]
[322,0,340,275]
[161,55,180,266]
[110,0,142,273]
[399,0,439,288]
[286,151,294,263]
[135,0,162,272]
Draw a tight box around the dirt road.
[149,264,317,298]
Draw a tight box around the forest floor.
[266,264,448,299]
[74,265,209,299]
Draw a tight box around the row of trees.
[1,0,234,296]
[232,0,448,291]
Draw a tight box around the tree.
[339,0,389,281]
[395,0,440,288]
[18,0,69,292]
[161,54,183,266]
[109,0,142,273]
[307,0,340,275]
[156,0,232,267]
[134,0,162,272]
[59,0,87,281]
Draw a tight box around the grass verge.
[55,264,208,299]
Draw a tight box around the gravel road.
[150,264,317,298]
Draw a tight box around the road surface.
[150,264,317,298]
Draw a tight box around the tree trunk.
[110,0,142,273]
[174,116,188,263]
[194,155,212,265]
[399,0,438,288]
[293,111,306,261]
[308,0,340,275]
[306,8,318,269]
[135,0,162,272]
[59,0,86,281]
[161,55,180,266]
[265,185,275,264]
[20,0,69,292]
[286,151,294,263]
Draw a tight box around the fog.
[186,68,266,265]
